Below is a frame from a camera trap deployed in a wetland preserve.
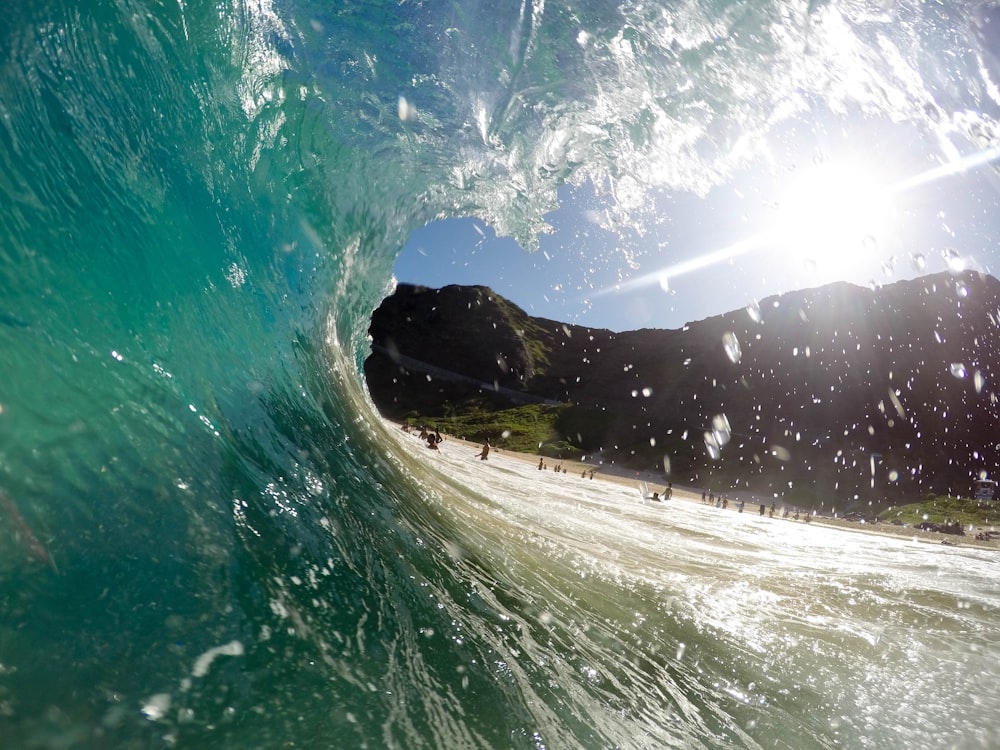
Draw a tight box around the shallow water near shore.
[387,427,1000,749]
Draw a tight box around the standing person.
[477,440,490,460]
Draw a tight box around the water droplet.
[397,95,417,121]
[943,247,965,272]
[746,302,762,323]
[910,252,925,271]
[703,433,721,460]
[722,332,742,363]
[770,445,791,461]
[711,414,732,447]
[950,363,967,379]
[974,370,985,393]
[142,693,172,721]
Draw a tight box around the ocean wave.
[0,0,998,748]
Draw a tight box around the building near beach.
[973,478,997,501]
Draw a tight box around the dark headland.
[365,271,1000,523]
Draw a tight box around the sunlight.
[889,143,1000,193]
[767,162,891,275]
[594,236,762,296]
[592,142,1000,306]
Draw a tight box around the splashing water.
[723,331,743,363]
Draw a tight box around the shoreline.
[398,423,999,552]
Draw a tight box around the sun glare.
[768,163,891,275]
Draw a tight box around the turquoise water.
[1,1,998,748]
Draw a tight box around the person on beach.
[477,440,490,460]
[425,428,442,450]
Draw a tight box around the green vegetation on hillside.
[404,403,583,458]
[882,494,1000,528]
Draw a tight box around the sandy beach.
[405,424,1000,552]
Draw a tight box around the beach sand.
[405,424,1000,552]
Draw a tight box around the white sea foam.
[191,640,245,679]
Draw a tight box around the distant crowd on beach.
[401,422,492,460]
[401,423,796,518]
[405,423,444,450]
[395,422,998,549]
[402,424,798,516]
[698,490,810,521]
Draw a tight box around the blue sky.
[394,118,1000,332]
